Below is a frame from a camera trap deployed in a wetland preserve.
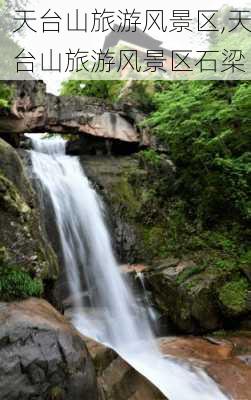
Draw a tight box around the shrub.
[0,265,43,300]
[219,277,249,314]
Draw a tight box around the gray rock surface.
[0,298,98,400]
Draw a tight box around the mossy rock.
[0,138,59,299]
[146,257,251,333]
[218,276,250,317]
[0,172,31,217]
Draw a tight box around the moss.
[240,250,251,266]
[0,246,9,264]
[110,176,140,219]
[219,277,249,314]
[0,138,59,290]
[176,265,205,285]
[141,225,169,259]
[0,83,13,110]
[183,274,206,292]
[105,155,249,285]
[0,172,31,217]
[49,386,65,400]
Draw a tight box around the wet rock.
[146,260,223,333]
[84,336,167,400]
[80,155,142,263]
[0,298,98,400]
[145,257,251,334]
[159,335,251,400]
[99,356,166,400]
[121,264,148,274]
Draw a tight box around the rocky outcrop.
[66,113,143,156]
[84,336,166,400]
[159,335,251,400]
[0,81,149,152]
[145,258,251,333]
[0,138,59,298]
[80,154,175,263]
[0,298,98,400]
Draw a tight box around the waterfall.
[30,136,229,400]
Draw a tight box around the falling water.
[30,136,229,400]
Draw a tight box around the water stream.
[30,136,229,400]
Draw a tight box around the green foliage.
[61,80,124,102]
[0,265,44,300]
[240,250,251,267]
[0,82,13,110]
[145,81,251,224]
[214,259,237,272]
[139,149,162,167]
[60,80,156,111]
[219,277,249,313]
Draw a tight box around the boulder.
[0,298,98,400]
[146,259,251,333]
[84,336,166,400]
[159,335,251,400]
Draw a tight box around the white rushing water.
[30,136,229,400]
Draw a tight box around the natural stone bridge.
[0,81,149,153]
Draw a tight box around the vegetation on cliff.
[144,81,251,225]
[77,78,249,330]
[0,138,59,301]
[0,82,13,110]
[0,264,43,300]
[139,81,250,329]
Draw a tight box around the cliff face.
[0,138,59,299]
[80,153,251,334]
